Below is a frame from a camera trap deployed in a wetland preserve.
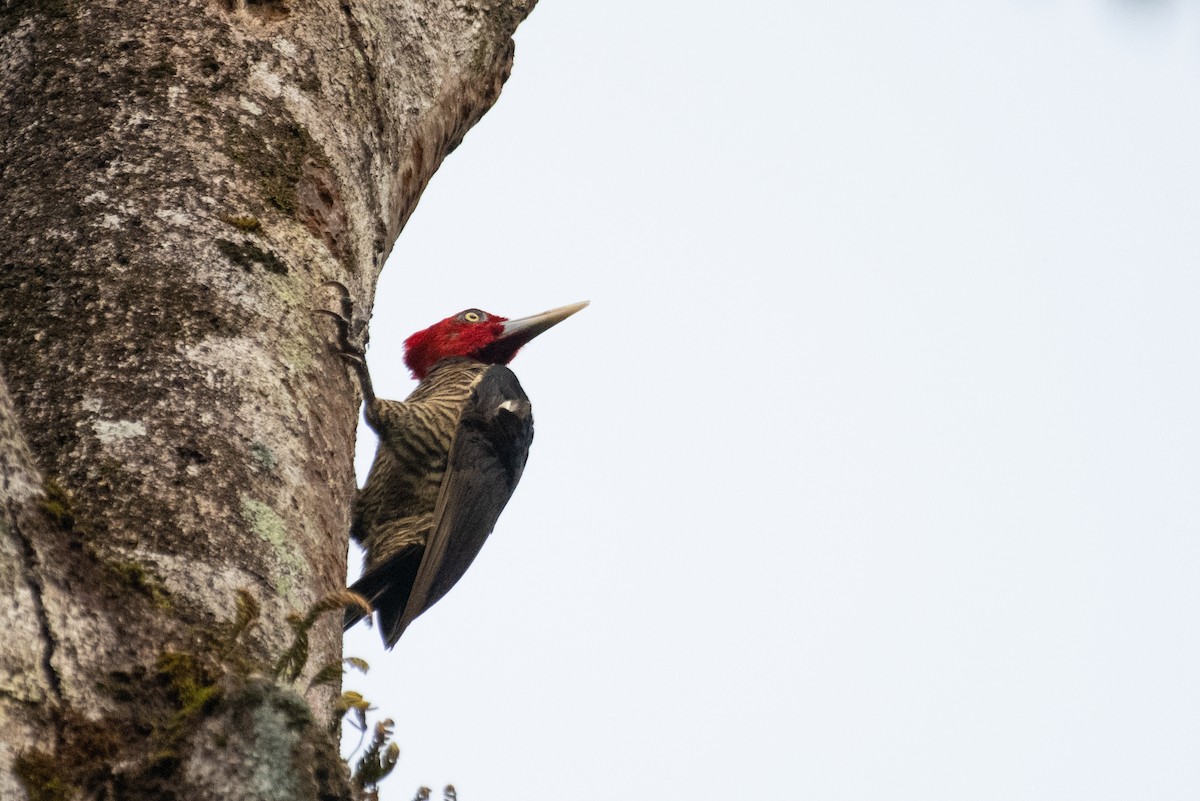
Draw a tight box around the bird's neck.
[407,358,488,402]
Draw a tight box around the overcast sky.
[341,2,1200,799]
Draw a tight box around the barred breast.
[352,358,488,569]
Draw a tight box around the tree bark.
[0,0,534,797]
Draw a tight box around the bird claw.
[313,281,369,363]
[313,280,378,409]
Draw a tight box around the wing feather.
[389,365,534,645]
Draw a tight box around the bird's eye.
[460,310,486,323]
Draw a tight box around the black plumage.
[346,360,533,647]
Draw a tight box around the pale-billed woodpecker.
[318,283,587,648]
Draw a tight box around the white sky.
[341,2,1200,799]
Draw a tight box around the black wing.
[387,365,534,646]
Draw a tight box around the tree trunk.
[0,0,534,797]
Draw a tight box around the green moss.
[106,559,172,610]
[215,238,288,275]
[15,596,362,798]
[60,711,127,789]
[224,112,329,219]
[263,178,295,214]
[220,213,262,233]
[156,651,222,719]
[16,584,363,798]
[15,713,140,800]
[39,478,74,530]
[180,682,222,719]
[13,751,73,801]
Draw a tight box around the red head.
[403,301,589,379]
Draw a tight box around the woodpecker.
[319,284,587,648]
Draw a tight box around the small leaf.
[334,691,374,733]
[380,741,400,777]
[306,590,371,623]
[273,630,309,682]
[353,717,399,791]
[307,660,345,689]
[336,690,372,719]
[275,592,372,682]
[308,655,370,689]
[233,589,260,635]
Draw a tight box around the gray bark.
[0,0,534,797]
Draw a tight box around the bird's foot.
[313,280,369,364]
[313,281,378,408]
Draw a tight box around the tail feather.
[344,553,422,649]
[344,567,385,629]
